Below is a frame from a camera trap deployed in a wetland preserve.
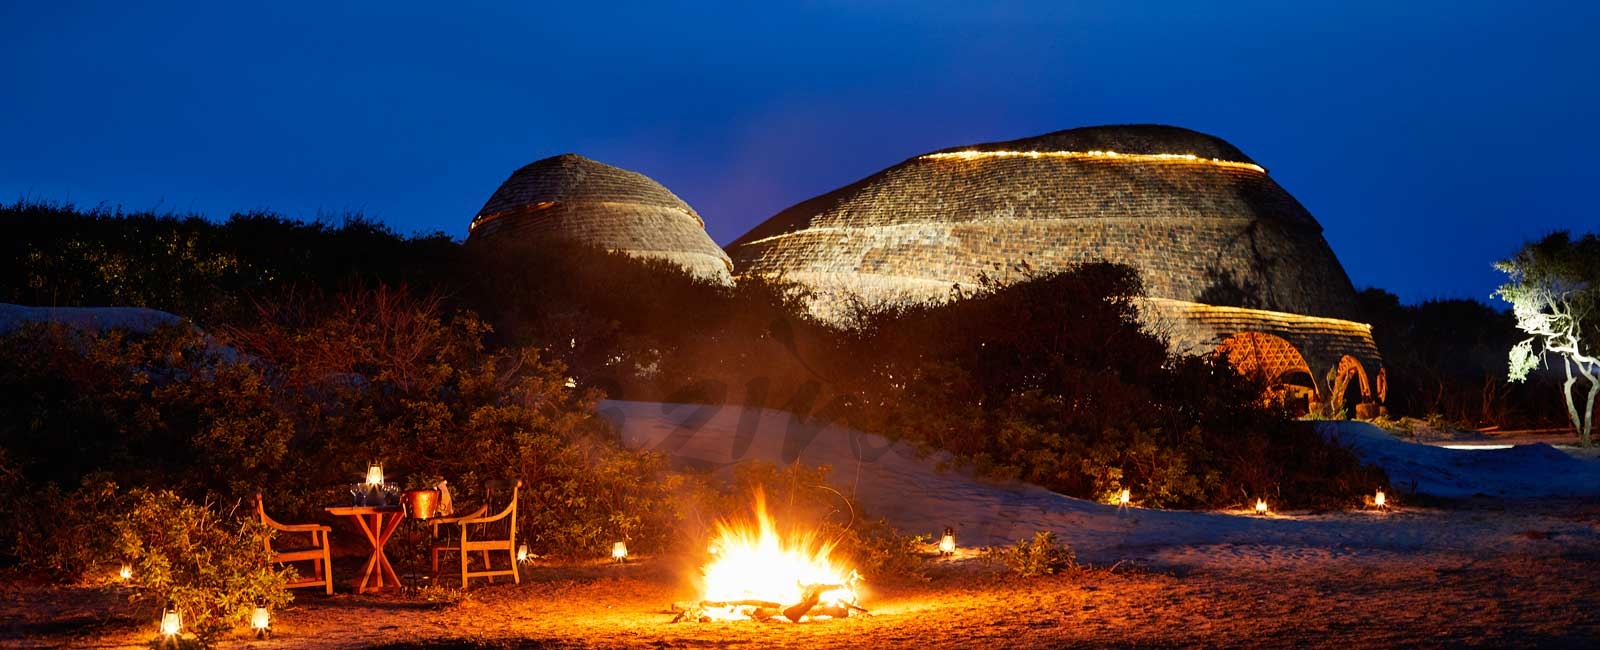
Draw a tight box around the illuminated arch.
[1328,355,1372,401]
[1216,331,1317,398]
[1326,354,1374,416]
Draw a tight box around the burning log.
[782,583,843,622]
[670,585,869,623]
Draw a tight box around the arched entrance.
[1326,355,1372,418]
[1216,332,1317,412]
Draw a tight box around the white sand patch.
[604,401,1600,569]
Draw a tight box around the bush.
[117,489,290,645]
[836,266,1386,510]
[984,531,1076,578]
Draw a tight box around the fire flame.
[699,491,859,620]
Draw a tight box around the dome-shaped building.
[468,153,733,283]
[728,125,1383,410]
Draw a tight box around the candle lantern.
[365,462,384,487]
[119,563,132,581]
[159,600,182,638]
[612,541,628,562]
[250,602,271,638]
[1118,489,1131,507]
[517,543,530,563]
[1374,489,1387,509]
[1254,499,1269,515]
[939,527,956,556]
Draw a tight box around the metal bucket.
[402,488,440,520]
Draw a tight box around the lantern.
[1118,489,1131,507]
[939,527,956,556]
[1374,489,1387,509]
[365,462,384,487]
[119,564,132,581]
[250,603,271,638]
[517,543,530,563]
[1254,499,1269,515]
[612,541,628,562]
[159,601,182,638]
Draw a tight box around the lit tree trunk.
[1570,357,1598,447]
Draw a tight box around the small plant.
[117,490,290,646]
[983,531,1075,577]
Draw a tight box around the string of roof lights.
[920,150,1267,173]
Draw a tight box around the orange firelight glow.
[699,491,860,620]
[1255,499,1269,515]
[119,564,132,581]
[1119,489,1132,506]
[1375,490,1387,508]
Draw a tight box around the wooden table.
[324,505,405,593]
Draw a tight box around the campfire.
[673,492,866,623]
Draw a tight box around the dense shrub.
[0,200,458,327]
[117,489,290,645]
[834,266,1386,510]
[1358,288,1567,429]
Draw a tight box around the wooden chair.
[253,492,334,595]
[430,480,521,588]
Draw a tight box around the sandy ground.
[6,404,1598,648]
[5,507,1598,650]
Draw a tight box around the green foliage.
[0,284,684,568]
[0,200,459,328]
[1357,288,1567,429]
[983,531,1075,578]
[4,477,126,577]
[1494,231,1600,446]
[837,266,1383,510]
[116,489,290,645]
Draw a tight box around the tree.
[1495,231,1600,447]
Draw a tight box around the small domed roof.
[475,153,701,226]
[469,154,731,283]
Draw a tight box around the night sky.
[3,1,1596,304]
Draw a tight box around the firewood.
[782,583,844,622]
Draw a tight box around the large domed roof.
[727,124,1360,320]
[469,153,732,282]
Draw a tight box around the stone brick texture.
[727,125,1382,400]
[470,154,732,283]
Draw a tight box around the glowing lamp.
[250,604,271,638]
[1119,489,1131,506]
[517,543,529,563]
[1254,499,1269,515]
[939,527,956,556]
[1374,489,1387,508]
[365,462,384,487]
[159,601,182,637]
[119,564,132,581]
[612,541,628,562]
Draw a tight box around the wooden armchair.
[252,492,334,595]
[430,480,521,588]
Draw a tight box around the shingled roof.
[469,154,732,282]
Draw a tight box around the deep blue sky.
[3,1,1596,304]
